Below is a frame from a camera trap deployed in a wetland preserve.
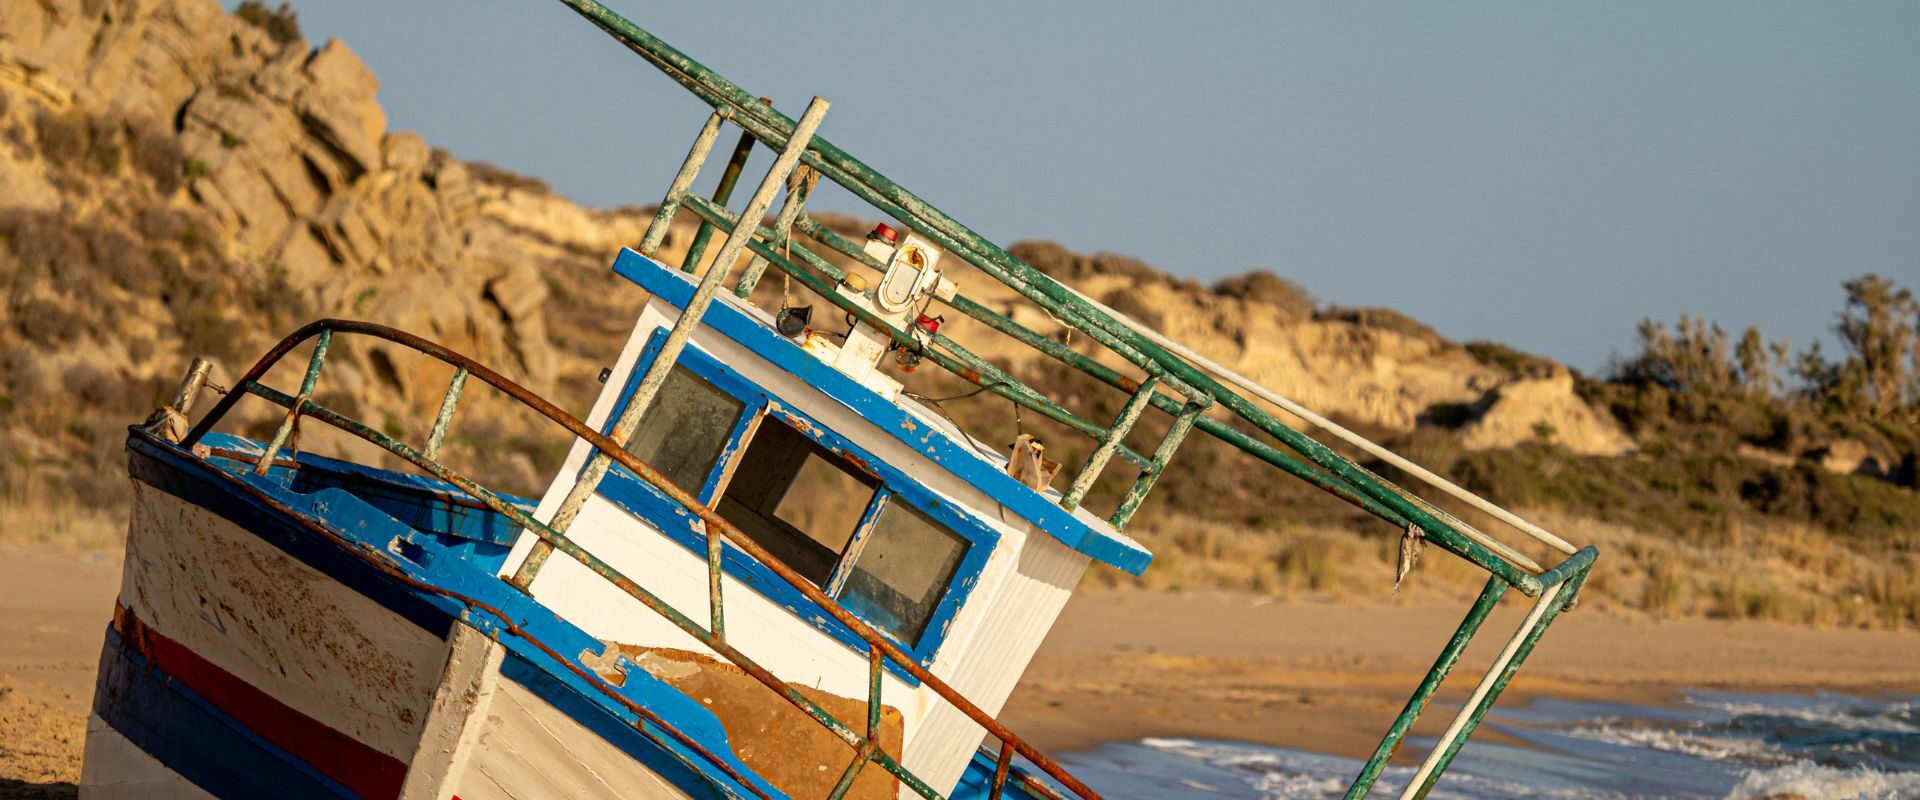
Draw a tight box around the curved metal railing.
[181,319,1086,800]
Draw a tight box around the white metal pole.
[509,97,830,588]
[1397,581,1565,799]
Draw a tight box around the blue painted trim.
[92,627,356,800]
[594,330,996,678]
[611,248,1152,574]
[122,430,780,800]
[949,747,1055,800]
[198,434,533,546]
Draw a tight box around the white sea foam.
[1137,738,1624,800]
[1141,739,1349,799]
[1563,722,1788,764]
[1726,761,1920,800]
[1693,695,1920,735]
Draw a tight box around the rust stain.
[777,409,820,437]
[605,643,905,800]
[835,448,877,478]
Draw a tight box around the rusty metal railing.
[181,319,1085,800]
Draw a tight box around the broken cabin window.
[714,414,973,645]
[624,365,746,496]
[840,500,970,644]
[717,417,880,586]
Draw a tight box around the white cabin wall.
[518,496,914,702]
[505,298,917,700]
[503,284,1097,792]
[903,536,1090,793]
[447,676,693,800]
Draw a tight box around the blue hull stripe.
[92,627,356,799]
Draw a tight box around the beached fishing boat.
[79,2,1598,798]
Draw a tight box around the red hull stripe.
[113,603,410,799]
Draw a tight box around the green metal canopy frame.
[519,2,1601,797]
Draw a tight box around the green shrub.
[1212,270,1315,320]
[129,122,185,193]
[466,160,553,195]
[1466,340,1560,379]
[1317,305,1446,345]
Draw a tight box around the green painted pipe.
[679,195,1154,471]
[680,125,758,273]
[557,0,1557,593]
[1345,577,1508,797]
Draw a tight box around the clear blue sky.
[293,1,1919,373]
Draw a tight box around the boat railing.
[537,3,1596,796]
[181,318,1091,800]
[548,0,1585,581]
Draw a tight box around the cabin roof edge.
[610,248,1153,575]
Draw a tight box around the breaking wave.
[1726,762,1920,800]
[1056,692,1920,799]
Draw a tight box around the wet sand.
[1002,587,1920,761]
[4,544,1918,795]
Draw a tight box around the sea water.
[1055,691,1920,799]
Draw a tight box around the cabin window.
[714,414,972,645]
[840,500,969,643]
[625,365,746,495]
[600,329,998,662]
[717,417,880,586]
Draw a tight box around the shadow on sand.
[0,779,77,800]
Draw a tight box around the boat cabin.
[501,248,1151,793]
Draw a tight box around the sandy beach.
[0,546,119,799]
[4,543,1918,797]
[1003,587,1920,761]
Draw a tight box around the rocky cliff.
[0,0,673,500]
[0,0,1636,515]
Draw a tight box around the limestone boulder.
[297,39,384,181]
[382,131,429,177]
[1456,371,1635,456]
[1807,440,1886,478]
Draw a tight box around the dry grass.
[1086,515,1490,606]
[1083,503,1919,630]
[0,476,124,554]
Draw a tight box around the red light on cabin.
[869,223,898,245]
